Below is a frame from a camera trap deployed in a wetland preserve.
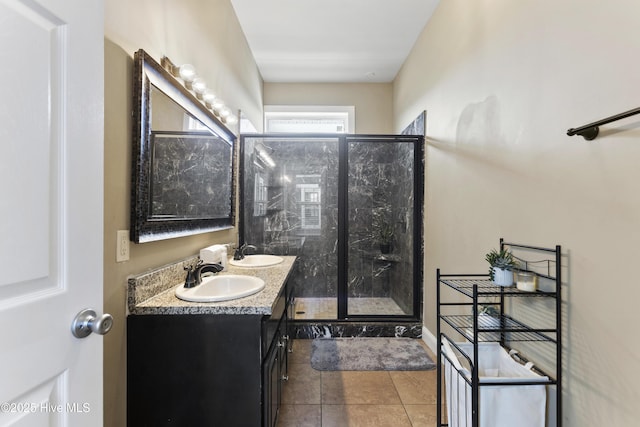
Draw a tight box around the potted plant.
[485,248,518,286]
[479,304,500,316]
[374,218,394,254]
[478,304,501,329]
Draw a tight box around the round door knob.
[71,309,114,338]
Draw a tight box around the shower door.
[242,136,341,319]
[341,136,421,318]
[241,134,422,321]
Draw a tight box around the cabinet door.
[264,299,291,427]
[129,315,263,426]
[264,344,281,427]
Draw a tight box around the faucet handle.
[183,265,197,288]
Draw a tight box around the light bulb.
[219,108,231,117]
[225,115,237,124]
[191,78,207,95]
[212,98,224,110]
[178,64,196,82]
[203,90,216,104]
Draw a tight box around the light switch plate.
[116,230,130,262]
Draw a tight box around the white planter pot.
[492,267,513,287]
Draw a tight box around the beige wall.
[264,82,393,133]
[103,1,263,425]
[394,0,640,426]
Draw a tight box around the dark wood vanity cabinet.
[263,313,289,427]
[261,278,291,427]
[127,281,291,427]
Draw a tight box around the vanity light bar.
[161,55,237,125]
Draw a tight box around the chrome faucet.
[183,261,224,288]
[233,243,257,260]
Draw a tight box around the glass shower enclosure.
[240,134,423,321]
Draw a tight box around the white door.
[0,0,105,425]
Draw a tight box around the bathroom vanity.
[126,256,296,426]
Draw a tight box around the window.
[300,186,321,229]
[264,105,355,133]
[185,114,209,131]
[253,174,267,216]
[297,178,322,231]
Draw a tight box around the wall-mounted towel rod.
[567,106,640,140]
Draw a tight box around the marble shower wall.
[242,136,417,314]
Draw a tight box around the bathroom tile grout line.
[316,372,420,426]
[392,371,420,427]
[280,339,438,426]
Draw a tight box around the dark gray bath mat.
[310,337,435,371]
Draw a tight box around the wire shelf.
[441,314,557,343]
[440,278,557,298]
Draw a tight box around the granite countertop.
[128,256,296,316]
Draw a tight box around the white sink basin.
[228,254,284,268]
[175,275,265,302]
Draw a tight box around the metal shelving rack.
[436,239,562,427]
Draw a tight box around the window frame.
[264,105,355,134]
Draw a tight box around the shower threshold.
[291,297,421,339]
[293,297,406,319]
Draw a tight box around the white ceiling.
[230,0,440,83]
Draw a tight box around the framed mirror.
[131,49,236,243]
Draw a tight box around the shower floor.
[293,297,406,319]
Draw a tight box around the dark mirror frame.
[131,49,236,243]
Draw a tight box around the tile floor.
[277,339,441,427]
[293,297,407,320]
